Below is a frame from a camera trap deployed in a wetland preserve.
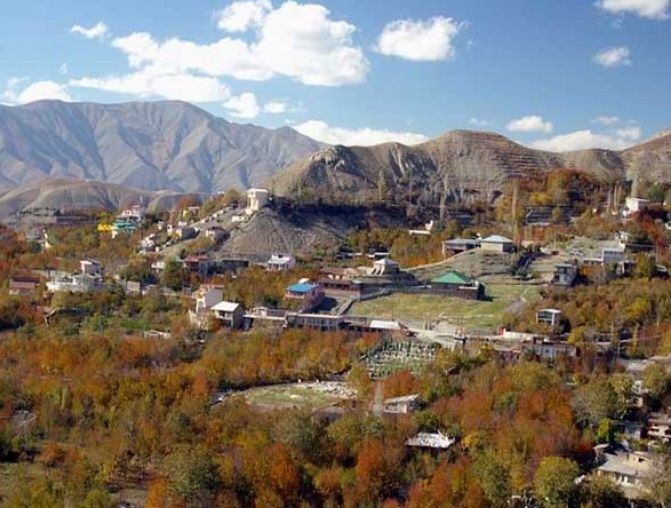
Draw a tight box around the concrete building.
[246,188,269,212]
[267,253,296,271]
[647,413,671,443]
[551,263,578,287]
[431,271,485,300]
[480,235,514,253]
[383,394,420,414]
[369,257,400,276]
[284,281,324,310]
[46,273,102,293]
[536,308,562,327]
[595,447,656,500]
[9,276,40,296]
[624,197,650,216]
[80,259,103,277]
[211,301,244,329]
[442,238,479,256]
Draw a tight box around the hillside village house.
[267,253,296,271]
[8,276,40,296]
[383,394,420,414]
[80,259,103,277]
[211,301,244,329]
[480,235,514,253]
[647,412,671,443]
[189,285,224,328]
[246,188,269,212]
[431,270,485,300]
[369,257,400,276]
[284,280,324,311]
[551,263,578,287]
[624,197,649,216]
[442,238,479,257]
[536,308,562,327]
[595,447,656,500]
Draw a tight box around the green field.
[240,383,351,410]
[350,284,542,330]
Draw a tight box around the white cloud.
[593,46,631,67]
[506,115,553,133]
[224,92,261,118]
[596,0,669,19]
[215,0,272,32]
[469,117,491,127]
[530,127,642,152]
[2,79,72,104]
[76,2,368,89]
[375,16,463,61]
[71,70,231,103]
[71,21,110,40]
[592,115,620,125]
[294,120,429,146]
[263,100,288,114]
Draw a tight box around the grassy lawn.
[240,384,347,410]
[350,284,542,330]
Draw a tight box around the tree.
[647,453,671,508]
[473,451,512,507]
[571,380,616,429]
[163,445,220,508]
[581,474,627,508]
[534,456,580,508]
[642,363,671,405]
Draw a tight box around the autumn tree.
[533,456,580,508]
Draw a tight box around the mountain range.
[270,130,671,206]
[0,100,322,194]
[1,100,671,215]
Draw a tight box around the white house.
[480,235,514,253]
[246,188,269,213]
[46,273,102,293]
[211,301,244,329]
[536,308,562,327]
[624,197,649,216]
[267,253,296,271]
[80,259,103,277]
[369,257,400,276]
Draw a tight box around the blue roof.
[287,282,319,293]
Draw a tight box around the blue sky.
[1,0,670,150]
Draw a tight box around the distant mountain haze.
[0,100,323,193]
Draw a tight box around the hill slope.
[0,100,322,193]
[269,130,633,205]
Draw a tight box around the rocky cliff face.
[0,100,322,193]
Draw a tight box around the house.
[46,273,102,293]
[369,257,400,276]
[80,259,103,277]
[536,308,562,327]
[204,226,226,241]
[624,197,649,216]
[647,412,671,443]
[267,253,296,271]
[406,432,456,450]
[111,219,137,238]
[9,276,40,296]
[523,338,577,361]
[480,235,514,253]
[442,238,479,256]
[285,312,345,332]
[602,247,626,265]
[284,281,324,311]
[211,301,244,329]
[175,226,197,241]
[183,254,212,278]
[193,285,224,314]
[595,447,656,499]
[118,204,145,223]
[431,271,485,300]
[383,394,420,414]
[551,263,578,287]
[246,188,269,212]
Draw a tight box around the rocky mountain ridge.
[0,100,322,194]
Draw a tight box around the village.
[3,178,671,506]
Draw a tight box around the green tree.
[473,451,512,507]
[571,380,617,429]
[581,474,627,508]
[642,363,671,406]
[163,445,220,508]
[534,456,580,508]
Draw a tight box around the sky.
[1,0,670,151]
